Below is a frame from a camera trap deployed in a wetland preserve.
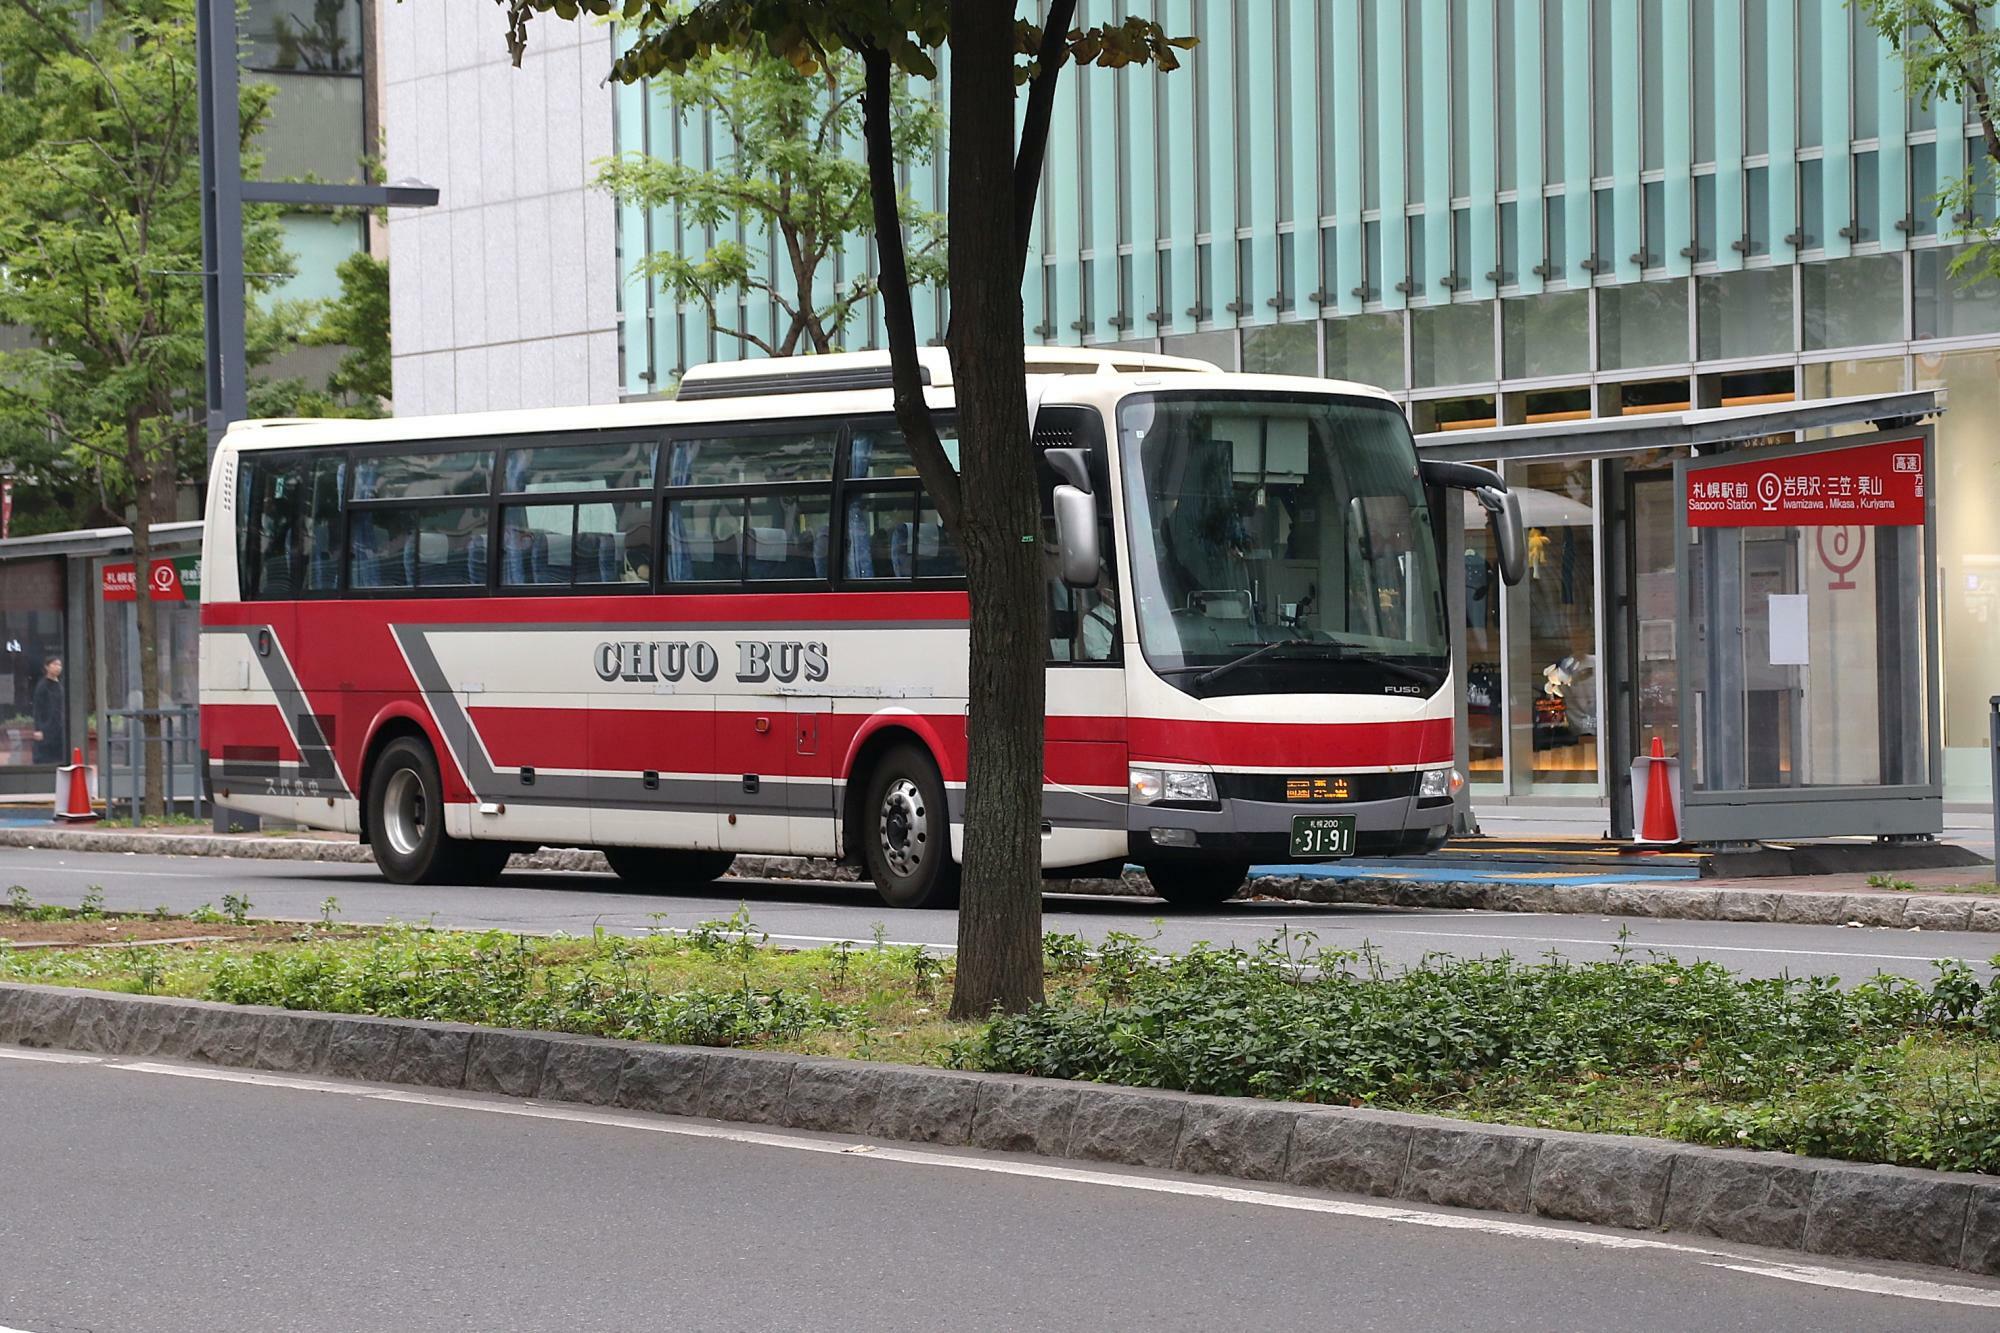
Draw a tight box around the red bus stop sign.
[1685,437,1925,528]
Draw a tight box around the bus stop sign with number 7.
[1685,437,1925,527]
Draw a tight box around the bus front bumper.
[1129,794,1454,865]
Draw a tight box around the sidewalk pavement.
[1477,802,1999,861]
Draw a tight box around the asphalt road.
[2,846,1996,982]
[4,1050,1999,1333]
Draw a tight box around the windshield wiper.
[1192,640,1442,691]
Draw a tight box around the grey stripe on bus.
[203,625,352,798]
[205,754,1131,836]
[207,623,1125,833]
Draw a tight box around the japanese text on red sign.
[1685,439,1925,528]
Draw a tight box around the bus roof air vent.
[676,347,1224,402]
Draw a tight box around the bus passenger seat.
[572,530,617,583]
[545,530,573,584]
[417,530,452,585]
[812,526,830,579]
[748,526,788,580]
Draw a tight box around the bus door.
[1037,410,1129,866]
[785,696,839,856]
[717,688,797,855]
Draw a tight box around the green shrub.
[963,936,1931,1104]
[202,926,859,1048]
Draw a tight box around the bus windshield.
[1117,391,1448,697]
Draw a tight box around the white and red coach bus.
[199,348,1523,908]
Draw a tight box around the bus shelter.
[1419,390,1943,844]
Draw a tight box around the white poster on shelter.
[1768,594,1809,666]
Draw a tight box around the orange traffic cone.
[1639,736,1678,844]
[54,747,97,823]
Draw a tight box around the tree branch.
[861,45,961,529]
[707,320,779,358]
[1011,0,1077,280]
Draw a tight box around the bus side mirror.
[1418,459,1527,587]
[1052,484,1099,588]
[1478,486,1527,587]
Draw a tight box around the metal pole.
[195,0,246,456]
[1990,696,1999,859]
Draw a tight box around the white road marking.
[1354,926,1986,966]
[1706,1261,2000,1309]
[0,1048,99,1065]
[31,1052,1985,1307]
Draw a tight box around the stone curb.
[1257,873,2000,934]
[5,826,1997,931]
[6,981,1998,1276]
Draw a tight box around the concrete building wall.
[380,0,620,414]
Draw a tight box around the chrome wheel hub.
[878,778,928,879]
[383,768,427,857]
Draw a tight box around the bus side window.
[842,422,962,585]
[236,457,261,597]
[302,456,345,593]
[1034,409,1118,664]
[665,429,836,588]
[497,437,657,589]
[249,459,311,601]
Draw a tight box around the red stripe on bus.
[1127,717,1454,768]
[201,703,304,763]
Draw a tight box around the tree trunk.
[944,2,1045,1019]
[127,413,165,820]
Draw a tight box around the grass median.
[6,891,2000,1175]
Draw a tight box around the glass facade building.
[612,1,2000,802]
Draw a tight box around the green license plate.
[1289,814,1357,859]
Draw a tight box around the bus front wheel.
[1144,861,1248,908]
[366,735,497,886]
[601,846,736,890]
[860,744,960,909]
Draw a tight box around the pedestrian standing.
[30,655,65,765]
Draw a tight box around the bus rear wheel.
[367,735,494,886]
[860,744,960,909]
[1144,862,1248,908]
[600,846,736,891]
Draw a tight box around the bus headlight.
[1418,767,1464,800]
[1129,766,1216,805]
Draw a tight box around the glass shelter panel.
[1510,459,1599,787]
[1682,438,1933,817]
[1460,467,1504,785]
